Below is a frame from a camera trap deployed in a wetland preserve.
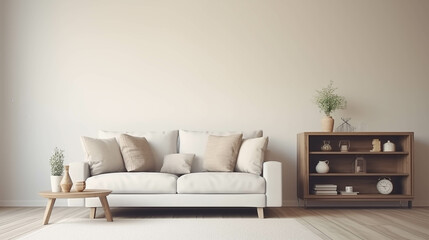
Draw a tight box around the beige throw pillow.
[235,137,269,175]
[160,153,195,175]
[80,136,126,176]
[203,134,243,172]
[117,134,155,172]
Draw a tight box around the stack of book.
[313,184,338,195]
[340,191,359,195]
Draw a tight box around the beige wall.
[1,0,428,206]
[0,0,7,203]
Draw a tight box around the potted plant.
[314,81,347,132]
[50,147,64,192]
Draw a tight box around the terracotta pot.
[321,116,334,132]
[60,165,73,192]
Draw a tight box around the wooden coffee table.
[39,189,113,225]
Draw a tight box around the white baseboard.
[0,199,68,207]
[1,199,428,208]
[68,198,85,207]
[282,200,299,207]
[412,200,429,207]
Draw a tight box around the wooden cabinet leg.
[257,207,264,219]
[90,207,97,219]
[43,198,56,225]
[408,201,413,209]
[99,196,113,222]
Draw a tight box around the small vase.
[316,160,330,173]
[321,116,334,132]
[50,175,63,192]
[60,165,73,192]
[321,140,332,151]
[75,181,86,192]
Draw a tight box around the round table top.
[39,189,112,199]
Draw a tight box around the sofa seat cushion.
[85,172,178,193]
[177,172,265,194]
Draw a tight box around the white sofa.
[69,130,282,218]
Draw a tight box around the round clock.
[377,177,393,194]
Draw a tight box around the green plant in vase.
[314,81,347,132]
[49,147,64,192]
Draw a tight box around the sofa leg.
[90,207,97,219]
[257,207,264,219]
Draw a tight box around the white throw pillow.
[179,130,263,172]
[117,134,155,172]
[160,153,195,175]
[80,136,126,176]
[203,134,243,172]
[235,137,269,175]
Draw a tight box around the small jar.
[383,140,396,152]
[75,181,86,192]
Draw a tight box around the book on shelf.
[313,190,338,195]
[314,184,337,189]
[314,184,337,188]
[314,187,337,191]
[340,191,359,195]
[313,184,337,191]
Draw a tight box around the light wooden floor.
[1,207,429,239]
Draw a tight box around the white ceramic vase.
[321,116,334,132]
[316,160,330,173]
[50,175,63,192]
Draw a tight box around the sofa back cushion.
[179,130,263,172]
[99,130,178,171]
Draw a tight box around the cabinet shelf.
[310,151,409,155]
[306,194,413,200]
[298,132,414,208]
[309,173,409,177]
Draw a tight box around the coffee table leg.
[99,196,113,222]
[90,207,97,219]
[43,198,56,225]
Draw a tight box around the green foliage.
[314,81,347,116]
[50,147,64,176]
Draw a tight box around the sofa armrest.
[69,161,90,182]
[263,161,282,207]
[68,161,90,207]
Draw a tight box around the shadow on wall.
[265,149,289,170]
